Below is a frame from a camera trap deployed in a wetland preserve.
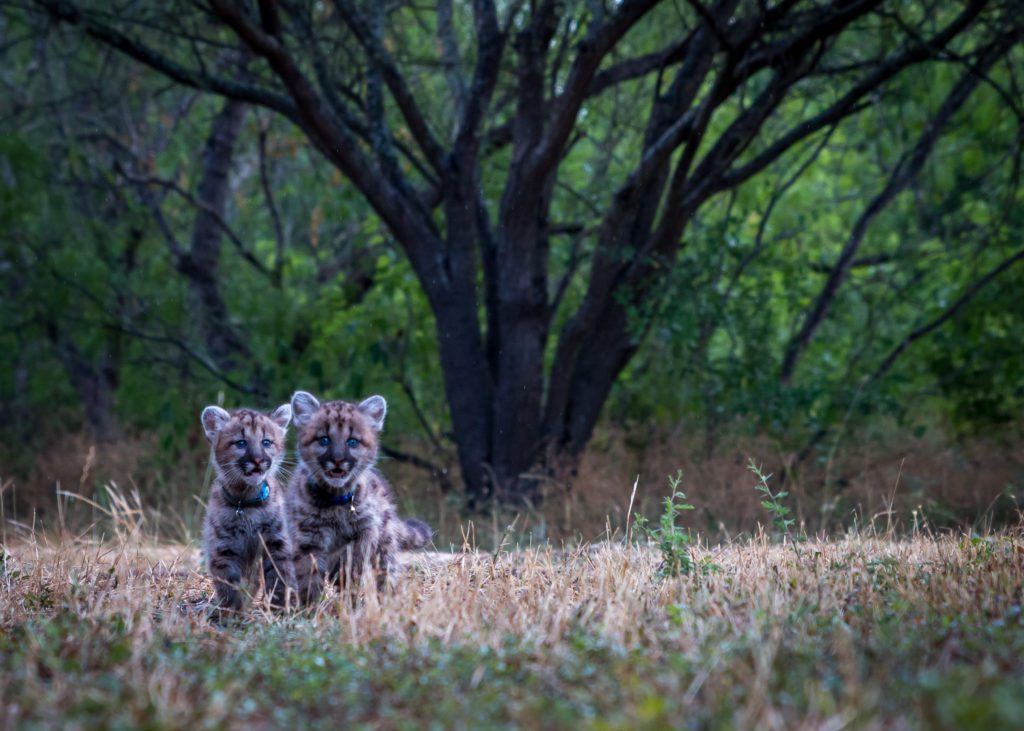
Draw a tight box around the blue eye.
[235,439,247,449]
[318,436,330,446]
[262,439,272,448]
[346,437,360,448]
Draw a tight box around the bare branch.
[716,0,990,193]
[530,0,661,181]
[381,446,454,493]
[116,166,272,279]
[332,0,447,174]
[809,253,895,273]
[106,321,265,396]
[454,0,504,155]
[205,0,445,283]
[780,29,1021,382]
[869,248,1024,382]
[588,35,693,96]
[34,0,297,114]
[257,0,281,37]
[437,0,467,116]
[257,117,286,287]
[723,124,838,304]
[684,0,731,49]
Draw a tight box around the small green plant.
[748,459,796,537]
[633,470,695,577]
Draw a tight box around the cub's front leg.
[258,520,296,610]
[341,527,396,595]
[207,545,246,614]
[292,528,330,606]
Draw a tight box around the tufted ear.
[358,395,387,431]
[200,405,230,442]
[291,391,320,428]
[270,403,292,430]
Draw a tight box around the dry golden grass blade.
[2,521,1023,727]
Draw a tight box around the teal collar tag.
[223,481,270,516]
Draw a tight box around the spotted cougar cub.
[287,391,432,604]
[200,403,296,615]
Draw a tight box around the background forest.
[1,0,1022,543]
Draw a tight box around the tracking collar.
[223,480,270,516]
[307,478,355,510]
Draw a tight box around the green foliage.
[633,470,696,577]
[0,21,447,469]
[1,0,1022,496]
[610,40,1024,452]
[748,459,796,537]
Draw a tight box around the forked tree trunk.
[40,0,1020,505]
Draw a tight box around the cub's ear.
[291,391,320,428]
[270,403,292,430]
[200,406,230,442]
[358,395,387,431]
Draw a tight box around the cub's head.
[200,404,292,486]
[290,391,386,489]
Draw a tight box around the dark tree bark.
[48,331,120,442]
[31,0,1022,503]
[124,96,263,390]
[176,98,253,377]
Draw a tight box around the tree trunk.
[42,0,1017,507]
[426,284,493,502]
[177,98,254,379]
[47,325,120,442]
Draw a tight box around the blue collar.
[223,481,270,515]
[307,478,355,509]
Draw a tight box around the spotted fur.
[286,391,432,604]
[200,404,296,615]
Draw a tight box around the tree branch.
[105,321,266,396]
[780,29,1021,382]
[530,0,661,181]
[332,0,447,174]
[868,248,1024,383]
[34,0,297,114]
[716,0,990,193]
[809,253,895,273]
[587,35,693,96]
[437,0,467,117]
[454,0,504,156]
[115,166,272,279]
[205,0,445,284]
[684,0,731,50]
[257,0,281,37]
[790,244,1024,473]
[257,118,286,287]
[380,446,454,493]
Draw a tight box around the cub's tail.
[396,517,433,550]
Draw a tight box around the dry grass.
[2,488,1023,729]
[534,426,1024,542]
